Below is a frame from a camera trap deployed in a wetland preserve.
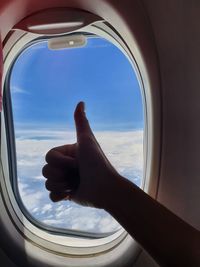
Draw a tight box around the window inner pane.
[9,36,144,235]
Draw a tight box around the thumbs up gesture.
[42,102,121,209]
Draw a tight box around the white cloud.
[34,175,45,180]
[42,219,62,225]
[32,207,39,213]
[11,85,30,94]
[18,181,44,210]
[55,204,65,212]
[15,129,143,233]
[41,203,53,214]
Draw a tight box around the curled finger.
[45,180,72,192]
[49,191,71,202]
[45,148,77,168]
[42,164,78,181]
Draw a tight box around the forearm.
[105,175,200,267]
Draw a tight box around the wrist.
[102,173,138,213]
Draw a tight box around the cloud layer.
[16,129,143,234]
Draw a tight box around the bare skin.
[43,102,200,267]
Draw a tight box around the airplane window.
[8,35,144,236]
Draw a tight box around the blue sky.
[9,36,144,234]
[11,36,143,132]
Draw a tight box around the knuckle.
[42,164,49,177]
[45,180,50,191]
[49,192,63,203]
[49,192,57,202]
[45,180,64,192]
[45,148,56,163]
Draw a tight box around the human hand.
[42,102,122,209]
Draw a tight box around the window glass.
[9,35,144,235]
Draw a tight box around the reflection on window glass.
[10,36,144,235]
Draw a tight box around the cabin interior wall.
[142,0,200,230]
[0,247,18,267]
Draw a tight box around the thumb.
[74,102,93,142]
